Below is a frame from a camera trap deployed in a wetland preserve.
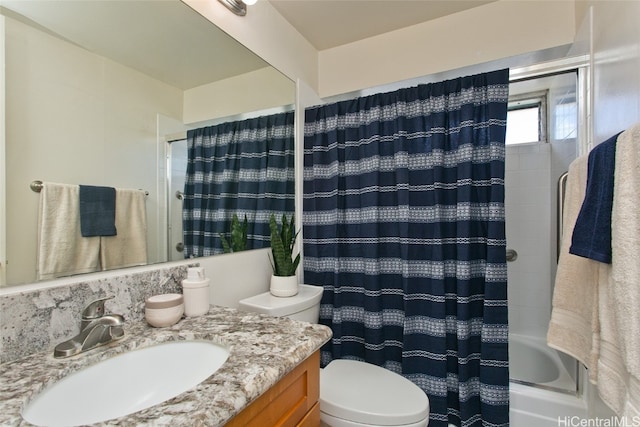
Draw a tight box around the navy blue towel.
[79,185,117,237]
[569,132,621,263]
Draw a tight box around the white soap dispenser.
[181,267,210,317]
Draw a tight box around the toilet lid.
[238,284,322,317]
[320,360,430,426]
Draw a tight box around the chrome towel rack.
[557,171,569,261]
[30,180,44,193]
[30,180,149,196]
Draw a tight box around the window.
[506,92,547,145]
[553,97,577,140]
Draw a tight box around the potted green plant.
[268,213,300,297]
[219,214,248,253]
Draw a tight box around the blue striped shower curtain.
[303,69,509,427]
[183,111,294,257]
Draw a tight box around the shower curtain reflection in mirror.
[181,111,295,258]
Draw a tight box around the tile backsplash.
[0,265,190,363]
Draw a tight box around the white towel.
[100,188,148,270]
[547,154,602,383]
[37,182,100,280]
[597,262,629,416]
[602,122,640,418]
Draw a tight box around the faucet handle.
[82,296,114,320]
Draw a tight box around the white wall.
[199,248,273,309]
[318,0,576,98]
[589,1,640,142]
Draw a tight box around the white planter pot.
[270,275,299,297]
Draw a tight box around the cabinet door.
[227,351,320,426]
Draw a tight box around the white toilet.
[238,285,430,427]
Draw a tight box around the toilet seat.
[320,360,429,426]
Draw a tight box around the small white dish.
[145,294,184,327]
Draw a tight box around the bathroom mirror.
[1,0,296,287]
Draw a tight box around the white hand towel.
[37,182,100,280]
[547,154,601,383]
[100,188,148,270]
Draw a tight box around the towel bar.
[557,171,569,261]
[30,180,148,196]
[30,180,43,193]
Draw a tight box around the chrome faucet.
[54,296,125,358]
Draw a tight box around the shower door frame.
[166,136,188,262]
[508,55,590,397]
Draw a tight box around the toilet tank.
[238,284,323,323]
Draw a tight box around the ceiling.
[268,0,497,50]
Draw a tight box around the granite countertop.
[0,305,332,426]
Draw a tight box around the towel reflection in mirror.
[37,183,147,280]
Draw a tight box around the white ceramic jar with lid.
[181,267,210,317]
[145,293,184,327]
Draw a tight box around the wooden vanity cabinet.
[226,350,321,427]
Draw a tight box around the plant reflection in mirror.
[220,214,249,253]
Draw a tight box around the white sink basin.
[22,340,229,426]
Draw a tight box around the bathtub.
[509,333,576,389]
[509,334,587,426]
